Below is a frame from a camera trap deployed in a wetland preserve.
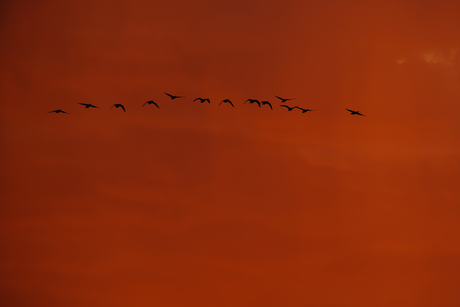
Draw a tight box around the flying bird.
[48,109,70,114]
[143,100,160,108]
[275,95,295,103]
[194,98,211,103]
[346,109,365,116]
[280,105,297,111]
[295,107,316,113]
[164,92,184,100]
[260,101,273,110]
[111,104,126,112]
[78,103,100,109]
[244,99,261,107]
[219,99,234,107]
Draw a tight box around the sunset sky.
[1,0,460,306]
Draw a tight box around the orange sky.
[1,0,460,306]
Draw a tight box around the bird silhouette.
[78,103,100,109]
[346,109,365,116]
[194,98,211,103]
[48,109,70,114]
[143,101,160,108]
[295,107,316,113]
[111,104,126,112]
[165,92,184,99]
[219,99,234,107]
[275,95,295,103]
[280,105,297,111]
[244,99,261,107]
[260,101,273,110]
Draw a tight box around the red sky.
[1,0,460,306]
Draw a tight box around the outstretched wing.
[276,95,294,101]
[193,98,200,102]
[164,92,174,98]
[280,105,289,109]
[153,102,160,108]
[296,107,312,112]
[255,101,261,107]
[120,105,126,112]
[110,105,115,110]
[204,99,210,103]
[229,101,234,107]
[266,102,273,110]
[346,108,355,113]
[219,101,223,106]
[142,101,149,106]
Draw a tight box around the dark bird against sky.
[111,104,126,112]
[78,103,100,109]
[244,99,261,107]
[219,99,234,107]
[280,105,297,111]
[295,107,316,113]
[143,101,160,108]
[194,98,211,103]
[164,92,184,100]
[260,101,273,110]
[346,109,365,116]
[48,109,70,114]
[275,95,295,103]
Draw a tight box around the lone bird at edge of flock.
[48,109,70,114]
[194,98,211,103]
[143,101,160,108]
[244,99,261,107]
[346,108,365,116]
[78,103,100,109]
[111,104,126,112]
[219,99,234,107]
[275,95,295,103]
[165,92,184,100]
[296,107,316,113]
[280,105,297,111]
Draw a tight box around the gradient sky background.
[1,0,460,306]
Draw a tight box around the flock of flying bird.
[48,92,366,116]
